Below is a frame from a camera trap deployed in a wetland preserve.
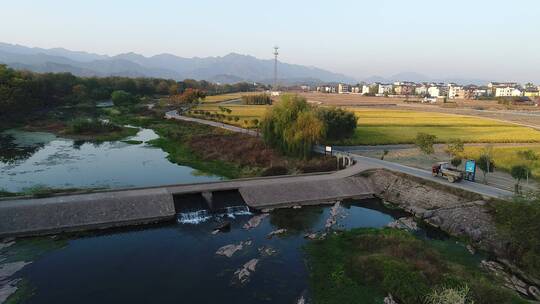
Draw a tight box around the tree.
[261,94,324,159]
[451,157,463,168]
[111,90,138,106]
[316,107,357,140]
[477,154,495,184]
[415,133,437,155]
[511,165,530,194]
[446,138,464,158]
[517,150,538,185]
[171,88,206,104]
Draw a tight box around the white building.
[427,86,441,97]
[448,85,465,99]
[361,85,371,95]
[495,87,523,97]
[378,84,393,95]
[415,85,428,96]
[338,83,349,94]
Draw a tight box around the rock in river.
[267,229,287,239]
[216,240,252,258]
[243,214,269,230]
[232,258,259,285]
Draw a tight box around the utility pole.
[273,46,279,92]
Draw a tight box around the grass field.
[340,108,540,145]
[463,145,540,180]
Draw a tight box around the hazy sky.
[1,0,539,82]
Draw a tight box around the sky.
[1,0,539,82]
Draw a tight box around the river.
[0,128,221,193]
[1,199,414,303]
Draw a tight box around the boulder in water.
[216,240,252,258]
[267,229,287,239]
[232,258,258,284]
[243,214,269,230]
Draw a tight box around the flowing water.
[0,199,414,304]
[0,128,222,192]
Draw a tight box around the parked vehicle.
[432,162,463,183]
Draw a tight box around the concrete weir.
[0,164,378,238]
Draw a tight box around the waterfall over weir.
[177,205,252,224]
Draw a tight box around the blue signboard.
[464,159,476,181]
[465,160,476,173]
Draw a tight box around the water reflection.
[0,128,222,192]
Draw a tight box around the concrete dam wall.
[0,169,377,238]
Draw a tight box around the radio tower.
[273,46,279,92]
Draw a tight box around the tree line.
[0,64,263,121]
[261,94,357,159]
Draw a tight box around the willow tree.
[261,94,324,159]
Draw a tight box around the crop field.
[190,104,271,128]
[340,108,540,145]
[462,145,540,179]
[202,92,259,103]
[189,104,540,145]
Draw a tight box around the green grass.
[305,228,526,304]
[4,279,36,304]
[491,196,540,279]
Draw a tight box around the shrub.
[316,107,357,140]
[241,94,272,105]
[425,285,474,304]
[493,195,540,278]
[111,90,138,106]
[261,166,289,176]
[67,118,121,134]
[415,132,437,155]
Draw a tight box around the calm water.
[0,128,222,192]
[2,199,406,304]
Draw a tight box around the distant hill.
[0,42,356,84]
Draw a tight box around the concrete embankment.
[0,166,377,238]
[0,164,509,240]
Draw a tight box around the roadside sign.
[464,159,476,182]
[325,146,332,155]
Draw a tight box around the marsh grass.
[305,228,526,304]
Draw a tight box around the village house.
[338,83,349,94]
[393,82,415,95]
[524,88,540,98]
[448,84,465,99]
[361,85,371,95]
[378,83,393,95]
[495,86,523,97]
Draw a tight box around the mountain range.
[0,42,356,84]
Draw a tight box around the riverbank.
[306,228,525,304]
[107,106,340,179]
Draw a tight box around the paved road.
[165,110,259,136]
[347,153,513,199]
[164,112,513,199]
